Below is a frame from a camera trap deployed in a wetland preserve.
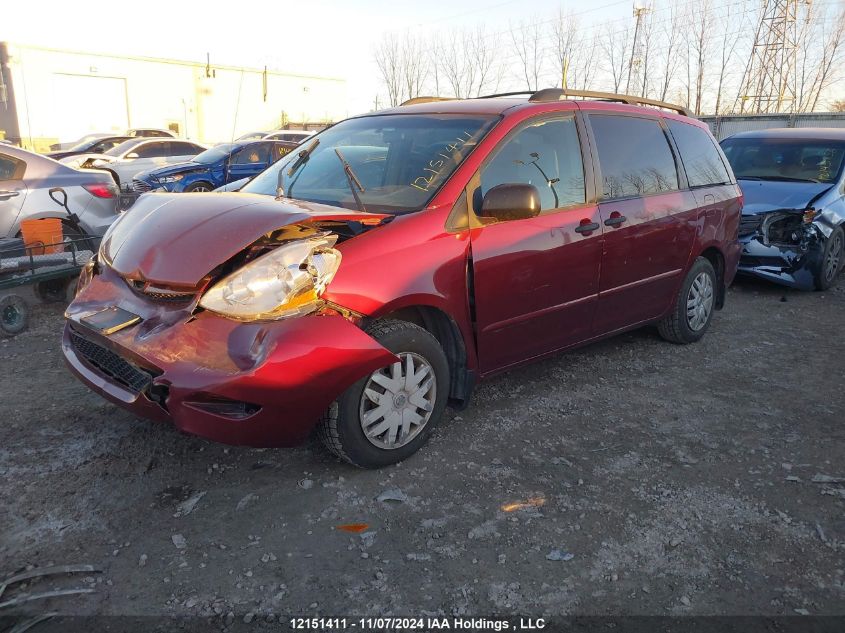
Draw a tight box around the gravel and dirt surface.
[1,277,843,628]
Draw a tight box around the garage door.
[52,74,128,141]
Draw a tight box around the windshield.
[242,113,499,213]
[721,137,845,184]
[104,139,145,157]
[194,144,238,164]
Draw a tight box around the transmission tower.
[734,0,809,113]
[626,3,652,96]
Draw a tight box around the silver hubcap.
[359,352,436,450]
[191,186,210,192]
[824,233,842,282]
[687,272,714,331]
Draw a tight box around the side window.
[667,120,732,187]
[479,117,586,212]
[134,142,169,158]
[272,143,293,162]
[590,115,679,199]
[232,144,269,165]
[172,142,200,156]
[0,154,25,181]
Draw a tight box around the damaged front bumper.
[737,211,824,290]
[62,266,396,447]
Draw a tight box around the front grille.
[127,279,196,303]
[70,328,155,394]
[739,215,763,237]
[132,179,152,193]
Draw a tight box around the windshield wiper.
[742,175,821,183]
[334,148,368,213]
[279,138,320,199]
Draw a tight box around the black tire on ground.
[60,220,95,254]
[814,225,844,291]
[658,257,717,345]
[0,294,30,336]
[185,182,213,193]
[317,319,450,469]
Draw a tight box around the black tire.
[814,226,844,291]
[658,257,717,344]
[0,295,29,336]
[317,319,450,469]
[185,182,213,193]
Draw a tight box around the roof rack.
[398,89,692,117]
[399,96,454,106]
[528,88,692,116]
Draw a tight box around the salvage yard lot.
[1,277,843,621]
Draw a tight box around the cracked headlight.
[199,233,341,321]
[157,174,184,183]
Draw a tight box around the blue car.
[720,128,845,290]
[132,140,296,194]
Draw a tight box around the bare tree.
[510,19,545,91]
[600,26,631,93]
[550,9,580,89]
[401,33,428,102]
[713,1,746,114]
[832,99,845,112]
[656,6,683,102]
[684,0,716,115]
[374,33,403,107]
[804,6,845,111]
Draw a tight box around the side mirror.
[479,183,541,221]
[125,152,139,160]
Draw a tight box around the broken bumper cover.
[737,221,822,290]
[62,271,396,447]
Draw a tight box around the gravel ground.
[0,277,843,627]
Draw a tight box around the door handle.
[574,220,600,235]
[0,190,21,199]
[604,213,627,227]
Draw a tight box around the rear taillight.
[83,182,118,198]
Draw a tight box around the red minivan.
[63,90,742,468]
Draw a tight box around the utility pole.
[734,0,810,113]
[626,3,651,94]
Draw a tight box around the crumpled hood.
[739,179,832,215]
[143,161,205,180]
[101,192,388,286]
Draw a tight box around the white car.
[262,130,316,144]
[59,138,206,187]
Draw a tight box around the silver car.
[59,138,207,188]
[0,145,119,238]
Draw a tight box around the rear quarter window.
[667,120,732,187]
[0,154,25,180]
[589,114,679,199]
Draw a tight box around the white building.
[0,42,346,150]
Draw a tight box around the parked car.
[46,135,131,161]
[49,133,111,152]
[126,128,176,138]
[0,145,119,239]
[131,140,296,193]
[263,130,315,144]
[720,128,845,290]
[59,138,207,187]
[236,131,270,141]
[62,89,741,468]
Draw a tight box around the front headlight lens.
[157,174,184,183]
[199,233,341,320]
[75,255,98,297]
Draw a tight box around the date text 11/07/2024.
[289,617,547,630]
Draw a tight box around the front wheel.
[657,257,717,344]
[185,182,213,193]
[814,226,843,291]
[317,319,450,468]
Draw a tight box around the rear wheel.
[814,226,843,291]
[658,257,717,344]
[0,295,29,336]
[317,319,450,468]
[185,182,213,193]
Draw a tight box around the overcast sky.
[1,0,628,116]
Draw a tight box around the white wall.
[5,43,346,146]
